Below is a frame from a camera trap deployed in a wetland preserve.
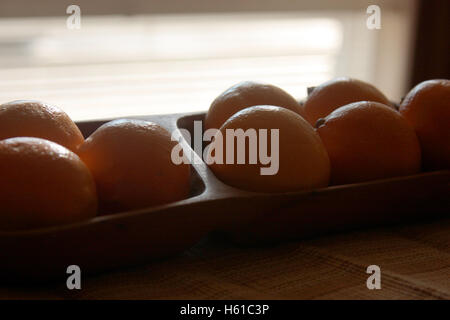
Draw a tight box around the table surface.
[1,217,449,300]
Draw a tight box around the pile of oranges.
[0,77,448,231]
[0,101,190,231]
[206,78,449,191]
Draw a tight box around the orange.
[316,101,421,185]
[208,106,330,193]
[0,137,97,231]
[205,81,302,130]
[0,100,84,152]
[399,79,450,170]
[78,119,190,214]
[301,77,391,126]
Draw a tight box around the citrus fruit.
[399,79,450,170]
[205,81,302,130]
[207,105,330,193]
[0,137,97,231]
[78,119,190,214]
[301,77,391,126]
[0,100,84,152]
[316,101,421,185]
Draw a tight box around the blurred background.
[0,0,448,120]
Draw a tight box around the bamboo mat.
[1,218,449,300]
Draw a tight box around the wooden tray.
[0,112,449,282]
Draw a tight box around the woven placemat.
[1,218,449,300]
